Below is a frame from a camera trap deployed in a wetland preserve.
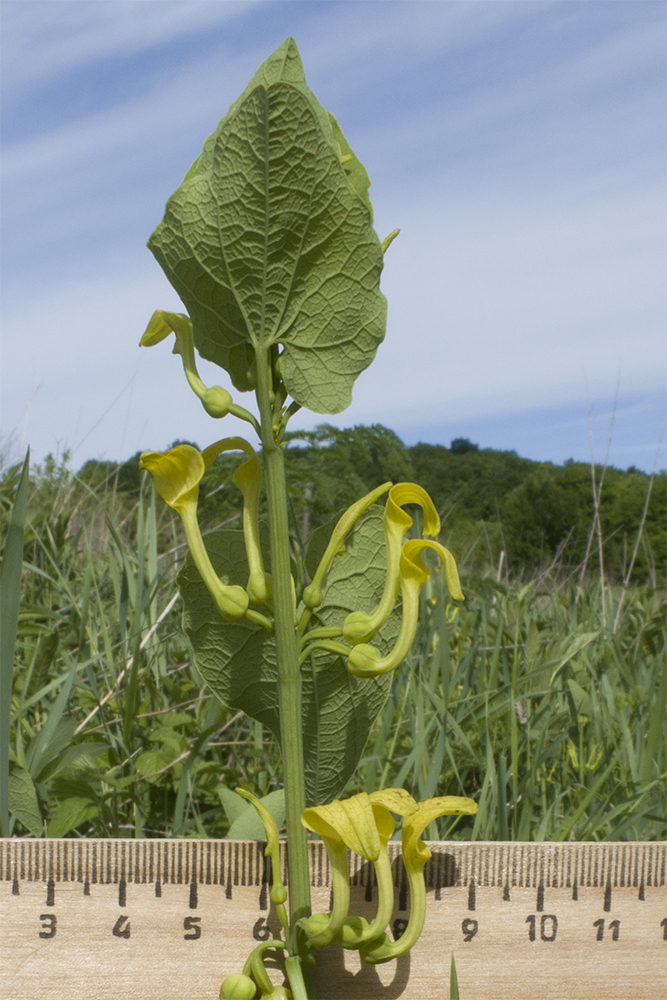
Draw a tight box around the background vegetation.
[1,425,665,843]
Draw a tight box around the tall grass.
[1,455,664,841]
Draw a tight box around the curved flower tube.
[141,310,232,416]
[140,445,248,620]
[337,788,418,951]
[343,483,440,646]
[235,789,289,941]
[360,795,478,965]
[201,438,270,605]
[140,310,260,431]
[347,539,464,677]
[300,792,390,948]
[302,482,392,611]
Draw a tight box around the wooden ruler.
[1,839,665,1000]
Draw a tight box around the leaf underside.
[179,507,398,805]
[148,37,386,415]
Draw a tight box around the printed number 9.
[462,918,478,942]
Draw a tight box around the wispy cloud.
[3,0,260,92]
[1,0,664,470]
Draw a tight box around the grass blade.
[0,449,30,836]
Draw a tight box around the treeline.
[282,425,665,585]
[8,423,663,586]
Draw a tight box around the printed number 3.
[38,914,56,939]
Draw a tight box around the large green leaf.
[179,507,398,805]
[148,37,386,415]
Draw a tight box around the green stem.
[255,348,312,952]
[285,955,309,1000]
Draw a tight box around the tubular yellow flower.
[140,310,233,417]
[343,483,440,646]
[139,445,248,620]
[302,482,392,610]
[361,795,477,965]
[347,539,463,678]
[235,789,289,940]
[300,792,388,948]
[337,788,418,951]
[201,438,270,605]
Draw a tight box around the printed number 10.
[526,914,558,941]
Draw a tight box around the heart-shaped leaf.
[148,37,386,414]
[179,507,398,805]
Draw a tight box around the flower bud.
[202,386,233,418]
[220,973,257,999]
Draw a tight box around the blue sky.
[2,0,665,472]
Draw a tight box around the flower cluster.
[300,789,477,963]
[219,787,476,997]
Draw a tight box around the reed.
[1,455,664,843]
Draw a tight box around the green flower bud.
[302,582,323,609]
[261,988,292,1000]
[202,386,233,418]
[220,973,257,999]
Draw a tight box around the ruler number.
[594,919,620,941]
[112,916,131,939]
[462,918,478,942]
[393,919,408,941]
[38,914,56,939]
[661,918,667,941]
[253,917,271,942]
[184,916,201,940]
[526,914,558,942]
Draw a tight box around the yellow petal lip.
[401,539,465,602]
[369,787,418,817]
[140,309,191,347]
[386,483,440,538]
[139,445,204,513]
[302,793,382,861]
[403,795,477,869]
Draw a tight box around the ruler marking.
[3,840,664,889]
[468,882,476,911]
[46,877,55,907]
[604,882,612,912]
[503,883,510,901]
[536,884,544,912]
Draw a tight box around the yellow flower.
[343,483,440,646]
[140,310,232,417]
[302,482,392,610]
[361,795,477,964]
[139,444,248,620]
[202,438,270,604]
[300,792,393,948]
[347,539,463,677]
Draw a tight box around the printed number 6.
[253,917,271,942]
